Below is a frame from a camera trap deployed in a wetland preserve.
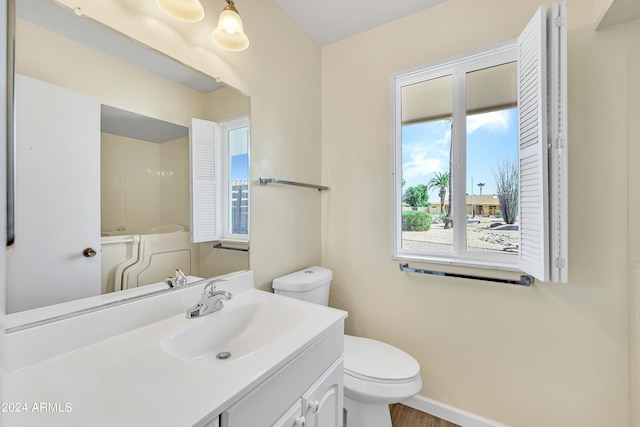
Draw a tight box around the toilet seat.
[344,335,420,383]
[343,335,422,405]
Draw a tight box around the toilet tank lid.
[272,266,333,292]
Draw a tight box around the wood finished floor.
[390,404,461,427]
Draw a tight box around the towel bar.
[259,177,328,191]
[399,263,533,286]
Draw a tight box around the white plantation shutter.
[190,118,221,243]
[517,6,550,282]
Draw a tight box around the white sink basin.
[160,299,305,362]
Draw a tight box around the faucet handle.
[204,279,227,296]
[164,269,188,288]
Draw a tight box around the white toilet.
[272,266,422,427]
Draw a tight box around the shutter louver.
[190,118,220,243]
[518,6,550,282]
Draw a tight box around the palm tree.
[427,171,449,214]
[477,182,485,195]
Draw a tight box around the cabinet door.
[302,358,344,427]
[273,400,305,427]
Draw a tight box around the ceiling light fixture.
[211,0,249,52]
[156,0,205,23]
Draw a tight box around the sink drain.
[216,351,232,360]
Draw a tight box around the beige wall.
[101,133,160,230]
[101,134,189,230]
[203,86,251,122]
[322,1,632,426]
[159,138,190,228]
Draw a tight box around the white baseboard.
[401,394,510,427]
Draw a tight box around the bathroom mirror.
[6,0,250,317]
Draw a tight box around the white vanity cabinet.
[220,324,344,427]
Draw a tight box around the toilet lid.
[344,335,420,383]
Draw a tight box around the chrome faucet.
[186,279,232,318]
[165,269,188,288]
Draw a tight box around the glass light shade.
[212,9,249,51]
[156,0,204,23]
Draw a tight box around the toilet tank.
[272,266,332,306]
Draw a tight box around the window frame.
[219,115,250,241]
[391,42,519,270]
[390,2,567,282]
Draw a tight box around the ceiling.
[275,0,447,46]
[101,105,189,143]
[596,0,640,28]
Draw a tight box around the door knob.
[82,247,97,257]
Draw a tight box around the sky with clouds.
[402,108,518,200]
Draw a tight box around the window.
[221,117,250,239]
[190,115,250,243]
[391,3,567,282]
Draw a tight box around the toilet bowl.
[343,334,422,427]
[272,266,422,427]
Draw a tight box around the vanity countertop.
[3,274,347,426]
